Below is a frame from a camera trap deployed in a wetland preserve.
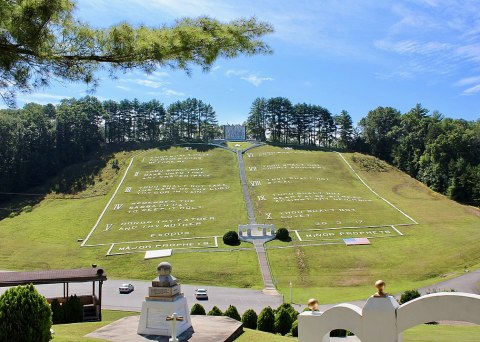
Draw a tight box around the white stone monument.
[298,280,480,342]
[137,262,192,338]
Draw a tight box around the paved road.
[418,269,480,295]
[0,269,478,314]
[316,269,480,312]
[0,278,283,314]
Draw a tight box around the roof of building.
[0,267,107,287]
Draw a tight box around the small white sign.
[144,249,173,260]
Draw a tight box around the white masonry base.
[299,292,480,342]
[137,296,192,337]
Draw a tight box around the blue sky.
[11,0,480,124]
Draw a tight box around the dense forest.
[246,97,480,206]
[0,96,219,197]
[0,95,478,207]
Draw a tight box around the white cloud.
[116,85,132,91]
[455,76,480,87]
[419,0,439,7]
[375,70,415,81]
[147,88,186,97]
[372,0,480,84]
[462,84,480,95]
[151,71,170,78]
[121,71,170,89]
[225,69,248,77]
[455,44,480,63]
[16,92,67,105]
[240,75,274,86]
[134,79,164,88]
[226,69,273,86]
[374,39,453,55]
[163,88,186,97]
[136,0,237,20]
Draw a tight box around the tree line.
[0,95,478,207]
[0,96,219,197]
[246,98,480,205]
[246,97,353,148]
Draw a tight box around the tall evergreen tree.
[393,103,431,177]
[292,103,310,144]
[266,97,293,143]
[335,110,354,149]
[246,97,268,141]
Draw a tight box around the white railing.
[299,292,480,342]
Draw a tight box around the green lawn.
[403,324,480,342]
[244,146,413,230]
[0,146,262,287]
[0,143,479,300]
[51,310,137,342]
[51,312,479,342]
[83,146,248,249]
[245,146,480,303]
[226,141,255,150]
[236,329,297,341]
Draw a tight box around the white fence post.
[298,292,480,342]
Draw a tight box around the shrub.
[8,211,19,218]
[0,284,52,342]
[190,303,206,315]
[257,306,275,333]
[276,303,298,322]
[207,306,223,316]
[400,289,421,304]
[63,295,83,323]
[111,159,120,172]
[223,305,241,321]
[223,231,240,246]
[275,228,290,241]
[291,320,298,337]
[241,309,258,329]
[425,288,456,294]
[22,205,33,213]
[51,298,64,324]
[274,307,293,335]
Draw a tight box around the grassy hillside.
[82,146,247,251]
[0,143,478,301]
[243,146,413,238]
[0,145,262,288]
[260,146,480,302]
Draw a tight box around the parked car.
[119,283,134,294]
[195,288,208,300]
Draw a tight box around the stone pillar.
[362,296,400,342]
[137,262,192,337]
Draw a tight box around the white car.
[119,283,134,294]
[195,288,208,300]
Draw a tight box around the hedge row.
[189,303,299,337]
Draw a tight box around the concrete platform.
[86,315,243,342]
